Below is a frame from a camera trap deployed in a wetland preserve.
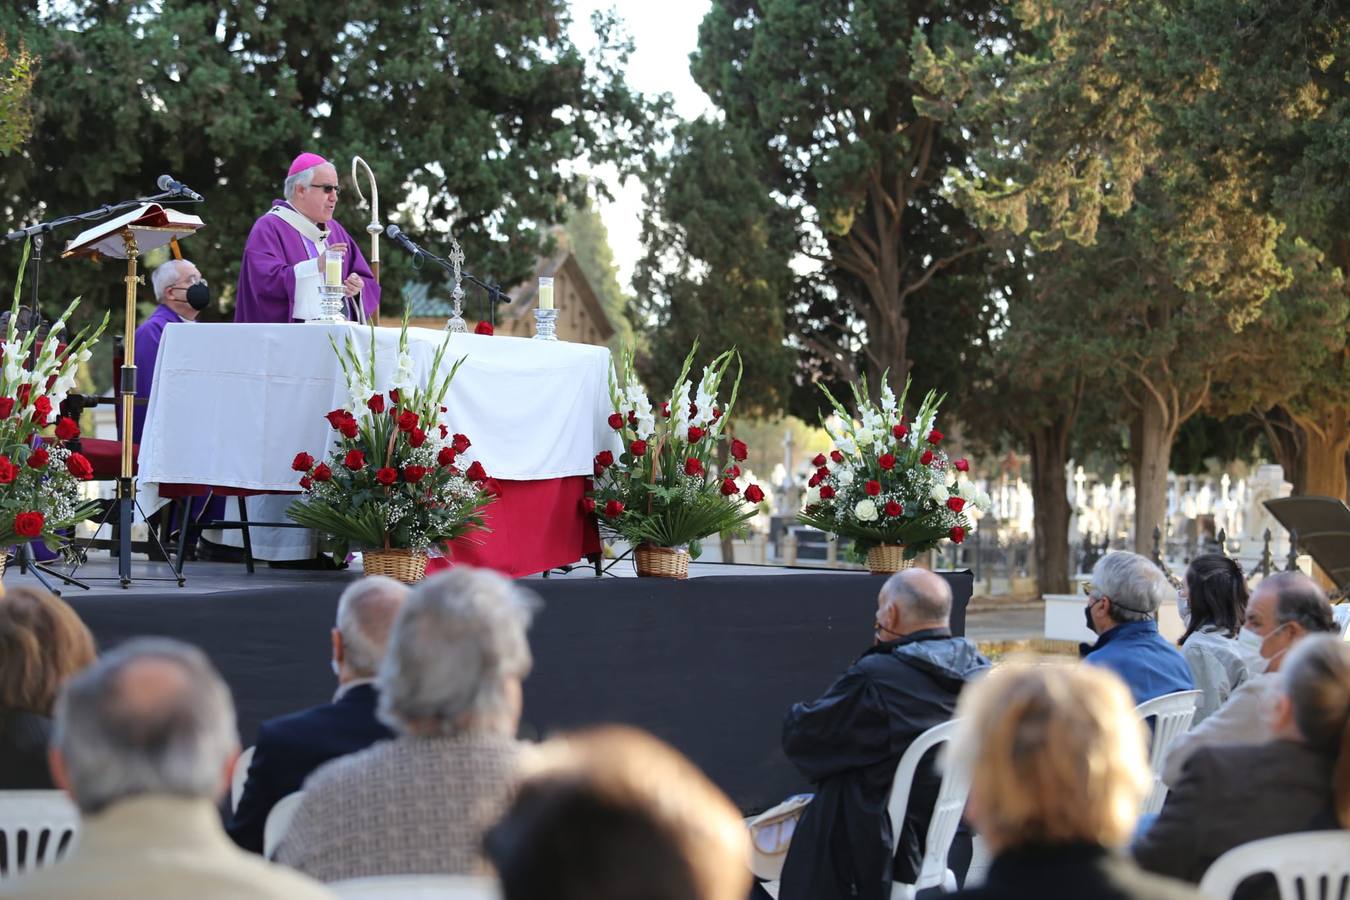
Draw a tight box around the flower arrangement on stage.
[796,375,990,574]
[0,247,108,555]
[287,317,494,581]
[586,344,766,578]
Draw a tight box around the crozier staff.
[234,152,381,323]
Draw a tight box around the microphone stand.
[4,189,199,591]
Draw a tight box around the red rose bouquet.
[0,246,106,551]
[586,344,765,573]
[797,375,989,567]
[286,316,493,567]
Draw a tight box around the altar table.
[137,323,618,575]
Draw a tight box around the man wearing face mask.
[1080,551,1195,705]
[777,569,990,900]
[126,258,211,444]
[1161,570,1336,787]
[227,576,406,854]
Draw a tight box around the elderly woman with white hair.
[944,664,1201,900]
[276,568,538,882]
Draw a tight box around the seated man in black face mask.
[129,258,210,444]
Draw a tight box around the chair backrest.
[263,790,304,860]
[885,719,966,894]
[230,745,255,813]
[328,874,499,899]
[0,790,80,880]
[1135,689,1201,815]
[1198,831,1350,899]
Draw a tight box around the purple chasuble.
[234,200,381,323]
[121,302,181,444]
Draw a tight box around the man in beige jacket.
[0,638,333,900]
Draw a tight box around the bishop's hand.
[343,273,363,298]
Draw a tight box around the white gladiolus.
[855,428,874,447]
[838,468,854,485]
[804,484,822,507]
[835,437,857,455]
[854,499,879,522]
[880,384,897,413]
[77,347,93,364]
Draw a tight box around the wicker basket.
[866,544,914,575]
[635,544,690,579]
[362,548,429,584]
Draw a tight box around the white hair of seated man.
[150,258,197,304]
[333,575,409,681]
[51,637,239,815]
[1091,550,1174,623]
[377,568,539,738]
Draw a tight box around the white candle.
[324,250,343,286]
[538,276,554,310]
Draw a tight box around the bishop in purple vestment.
[234,153,380,323]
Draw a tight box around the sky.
[566,1,715,292]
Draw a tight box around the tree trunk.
[1027,418,1073,595]
[1130,399,1176,554]
[1295,407,1350,503]
[1256,406,1307,495]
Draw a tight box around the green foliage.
[0,36,34,155]
[633,118,795,417]
[562,200,635,354]
[0,2,660,333]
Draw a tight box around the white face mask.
[331,659,341,678]
[1177,595,1191,626]
[1237,624,1289,672]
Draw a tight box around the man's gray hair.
[150,259,195,302]
[336,575,409,678]
[378,568,538,736]
[1092,551,1173,623]
[53,638,237,815]
[880,568,952,623]
[1261,571,1336,634]
[283,164,320,201]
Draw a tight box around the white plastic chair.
[262,790,304,859]
[886,719,967,899]
[1198,831,1350,899]
[230,744,255,813]
[1135,689,1201,815]
[328,874,499,899]
[0,790,80,880]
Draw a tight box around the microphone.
[385,223,422,257]
[156,174,204,202]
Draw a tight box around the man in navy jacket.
[228,576,408,853]
[778,569,991,900]
[1082,551,1194,705]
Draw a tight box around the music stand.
[1263,495,1350,590]
[62,204,203,587]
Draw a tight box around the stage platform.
[11,556,972,813]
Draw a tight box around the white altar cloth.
[138,323,617,491]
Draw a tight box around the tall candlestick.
[538,276,554,310]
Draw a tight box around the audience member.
[228,576,408,853]
[776,568,991,900]
[946,664,1201,900]
[1175,554,1258,722]
[1,638,332,899]
[1162,571,1337,786]
[1081,551,1195,704]
[1135,635,1350,897]
[0,587,95,789]
[485,725,751,900]
[276,568,535,882]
